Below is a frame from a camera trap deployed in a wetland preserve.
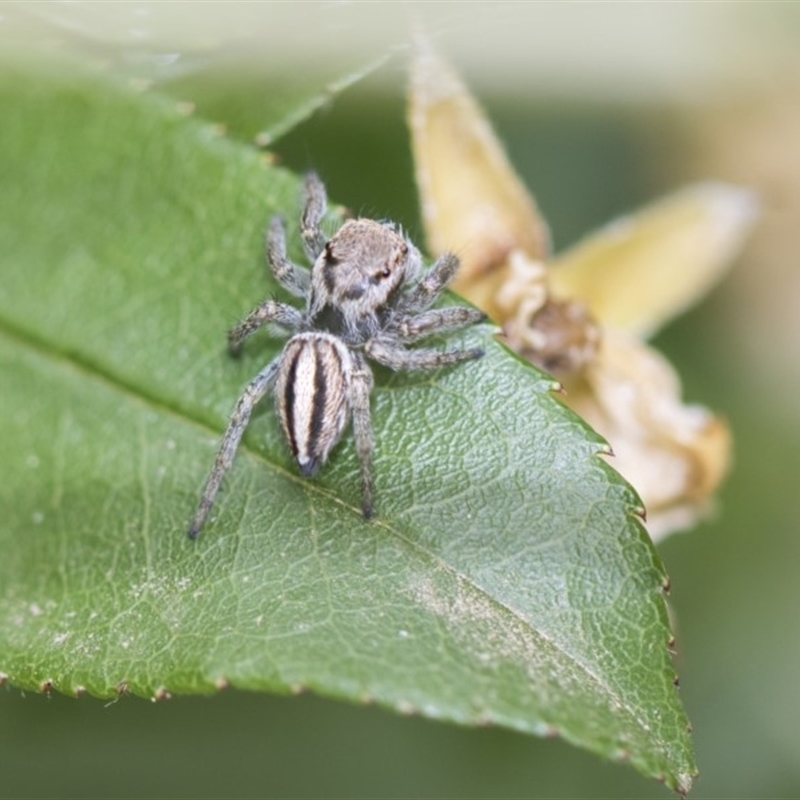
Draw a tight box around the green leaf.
[0,62,695,793]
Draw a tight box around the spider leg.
[266,215,311,297]
[300,171,328,264]
[348,353,375,518]
[188,358,281,538]
[395,307,486,344]
[399,252,460,313]
[365,338,484,372]
[228,299,303,356]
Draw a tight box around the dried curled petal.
[497,251,601,377]
[567,331,731,539]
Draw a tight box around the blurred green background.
[2,3,799,798]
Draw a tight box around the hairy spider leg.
[395,307,486,343]
[265,215,310,297]
[398,252,461,314]
[188,359,280,539]
[348,352,375,518]
[365,338,484,372]
[227,299,304,356]
[300,171,328,263]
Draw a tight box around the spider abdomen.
[275,332,352,477]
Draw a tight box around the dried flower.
[408,39,757,540]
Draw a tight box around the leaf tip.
[73,685,87,698]
[214,677,231,692]
[39,679,53,695]
[152,687,172,702]
[0,672,7,687]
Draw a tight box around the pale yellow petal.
[566,330,731,540]
[549,183,758,338]
[407,36,550,317]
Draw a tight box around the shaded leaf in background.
[4,2,391,150]
[157,50,389,149]
[0,59,693,792]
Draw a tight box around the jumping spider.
[188,173,485,538]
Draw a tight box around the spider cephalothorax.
[188,173,485,538]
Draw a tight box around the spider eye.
[370,265,392,284]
